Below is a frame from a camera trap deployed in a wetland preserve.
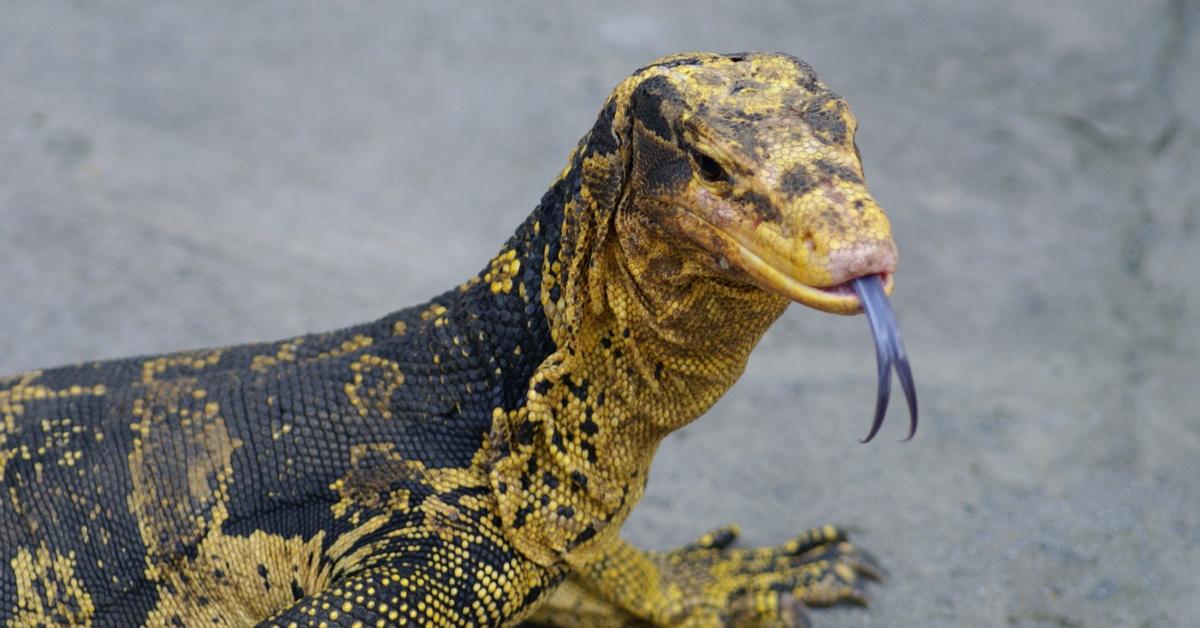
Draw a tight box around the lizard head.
[600,52,916,440]
[616,52,895,315]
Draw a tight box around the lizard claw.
[851,274,918,442]
[781,525,887,581]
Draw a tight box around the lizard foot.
[650,523,883,626]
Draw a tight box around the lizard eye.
[693,151,731,185]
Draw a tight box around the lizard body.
[1,52,905,626]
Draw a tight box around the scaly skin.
[1,52,900,626]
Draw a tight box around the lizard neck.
[489,119,789,565]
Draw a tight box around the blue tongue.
[850,274,918,443]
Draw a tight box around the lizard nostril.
[802,230,816,253]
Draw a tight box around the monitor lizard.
[0,51,916,626]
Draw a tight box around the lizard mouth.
[725,237,877,315]
[674,209,886,315]
[812,272,893,299]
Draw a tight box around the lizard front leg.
[529,525,881,627]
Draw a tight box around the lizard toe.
[688,524,743,551]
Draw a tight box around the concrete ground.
[2,2,1198,626]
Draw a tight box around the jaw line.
[673,208,893,315]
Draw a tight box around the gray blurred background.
[2,2,1198,626]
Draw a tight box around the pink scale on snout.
[825,242,896,285]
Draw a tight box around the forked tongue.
[850,274,918,443]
